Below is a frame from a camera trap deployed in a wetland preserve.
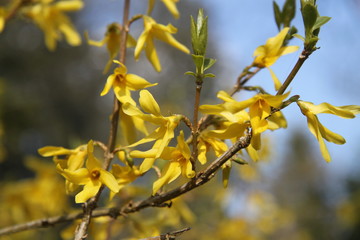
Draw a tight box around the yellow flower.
[200,91,289,152]
[119,106,149,145]
[123,90,182,173]
[297,101,360,162]
[38,144,87,193]
[112,164,141,188]
[101,62,156,144]
[0,7,5,33]
[253,27,299,90]
[56,140,120,203]
[86,23,137,74]
[153,131,195,194]
[198,130,228,165]
[135,15,189,72]
[109,163,141,199]
[22,0,83,51]
[101,60,157,105]
[38,144,87,170]
[148,0,180,19]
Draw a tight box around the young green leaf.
[312,16,331,31]
[273,1,282,30]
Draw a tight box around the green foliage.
[297,0,331,51]
[187,9,216,82]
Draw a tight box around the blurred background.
[0,0,360,239]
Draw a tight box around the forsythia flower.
[198,130,228,165]
[101,60,157,105]
[236,93,289,150]
[38,144,87,193]
[135,15,189,72]
[101,61,156,144]
[86,23,137,74]
[109,164,141,199]
[56,140,120,203]
[253,27,299,90]
[22,0,83,51]
[123,90,182,173]
[119,106,149,144]
[200,91,288,156]
[153,131,195,194]
[297,101,360,162]
[148,0,180,19]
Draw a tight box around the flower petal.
[86,140,102,170]
[308,102,360,119]
[99,169,120,193]
[197,140,208,165]
[176,131,191,160]
[75,181,101,203]
[135,25,151,60]
[100,74,116,96]
[161,0,180,19]
[267,67,282,91]
[126,73,157,90]
[130,148,158,158]
[145,37,162,72]
[57,165,90,185]
[38,146,74,157]
[153,161,181,194]
[54,0,84,11]
[139,90,161,116]
[152,25,189,54]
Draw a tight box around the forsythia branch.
[0,129,252,237]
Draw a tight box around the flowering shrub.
[0,0,359,239]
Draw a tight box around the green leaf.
[302,4,318,37]
[190,9,208,56]
[232,157,248,165]
[190,16,198,53]
[312,16,331,31]
[203,58,216,71]
[192,54,204,73]
[196,9,206,36]
[204,73,216,78]
[283,0,296,27]
[293,33,305,42]
[197,16,208,55]
[273,1,282,30]
[185,71,196,76]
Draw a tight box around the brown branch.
[0,129,251,237]
[0,211,83,236]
